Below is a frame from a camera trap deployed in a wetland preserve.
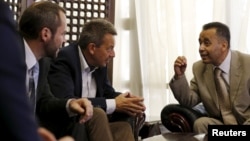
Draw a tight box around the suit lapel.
[204,64,220,108]
[229,51,242,101]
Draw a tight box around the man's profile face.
[91,33,115,67]
[45,11,67,58]
[198,28,225,66]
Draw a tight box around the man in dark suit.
[0,1,42,141]
[170,22,250,133]
[0,1,74,141]
[48,18,146,141]
[18,1,93,140]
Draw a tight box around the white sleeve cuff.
[106,99,116,114]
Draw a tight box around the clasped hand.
[115,92,146,116]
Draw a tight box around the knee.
[193,117,203,128]
[86,107,108,127]
[122,122,133,131]
[193,117,207,133]
[92,107,108,120]
[93,107,106,115]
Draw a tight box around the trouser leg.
[86,107,135,141]
[110,121,135,141]
[86,107,113,141]
[71,123,89,141]
[193,117,223,134]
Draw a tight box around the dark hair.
[19,1,66,39]
[78,18,117,49]
[203,22,230,48]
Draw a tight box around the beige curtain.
[113,0,250,117]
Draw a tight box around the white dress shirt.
[24,39,39,98]
[215,50,231,84]
[78,46,116,114]
[24,39,74,116]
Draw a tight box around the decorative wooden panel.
[4,0,22,22]
[52,0,115,46]
[5,0,115,84]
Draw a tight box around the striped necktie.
[28,67,36,113]
[214,67,237,124]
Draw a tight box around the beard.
[44,40,60,58]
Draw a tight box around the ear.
[40,27,52,42]
[221,39,229,51]
[88,43,96,55]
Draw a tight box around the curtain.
[113,0,250,117]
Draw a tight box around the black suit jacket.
[0,1,42,141]
[36,58,69,119]
[36,57,87,139]
[48,43,120,111]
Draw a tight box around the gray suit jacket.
[170,50,250,124]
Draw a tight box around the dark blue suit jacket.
[36,58,70,138]
[37,58,88,140]
[0,1,42,141]
[48,43,120,111]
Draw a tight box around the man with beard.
[19,1,93,140]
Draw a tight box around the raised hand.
[174,56,187,79]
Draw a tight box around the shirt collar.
[78,46,98,73]
[24,39,39,71]
[214,50,231,74]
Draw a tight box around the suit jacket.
[170,50,250,124]
[0,1,42,141]
[36,57,88,141]
[48,43,120,111]
[36,57,72,138]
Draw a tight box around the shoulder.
[192,60,213,76]
[58,43,79,59]
[232,50,250,58]
[231,50,250,65]
[60,43,78,53]
[193,60,206,70]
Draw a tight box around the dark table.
[142,132,208,141]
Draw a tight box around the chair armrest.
[133,113,146,141]
[160,104,206,132]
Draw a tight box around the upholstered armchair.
[160,103,207,132]
[133,113,146,141]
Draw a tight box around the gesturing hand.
[174,56,187,79]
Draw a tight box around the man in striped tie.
[19,1,93,140]
[169,21,250,134]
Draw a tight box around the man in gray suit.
[169,22,250,133]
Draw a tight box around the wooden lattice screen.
[51,0,115,46]
[4,0,22,22]
[4,0,115,84]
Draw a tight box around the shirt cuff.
[106,99,116,114]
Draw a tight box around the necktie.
[28,67,36,113]
[214,67,237,124]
